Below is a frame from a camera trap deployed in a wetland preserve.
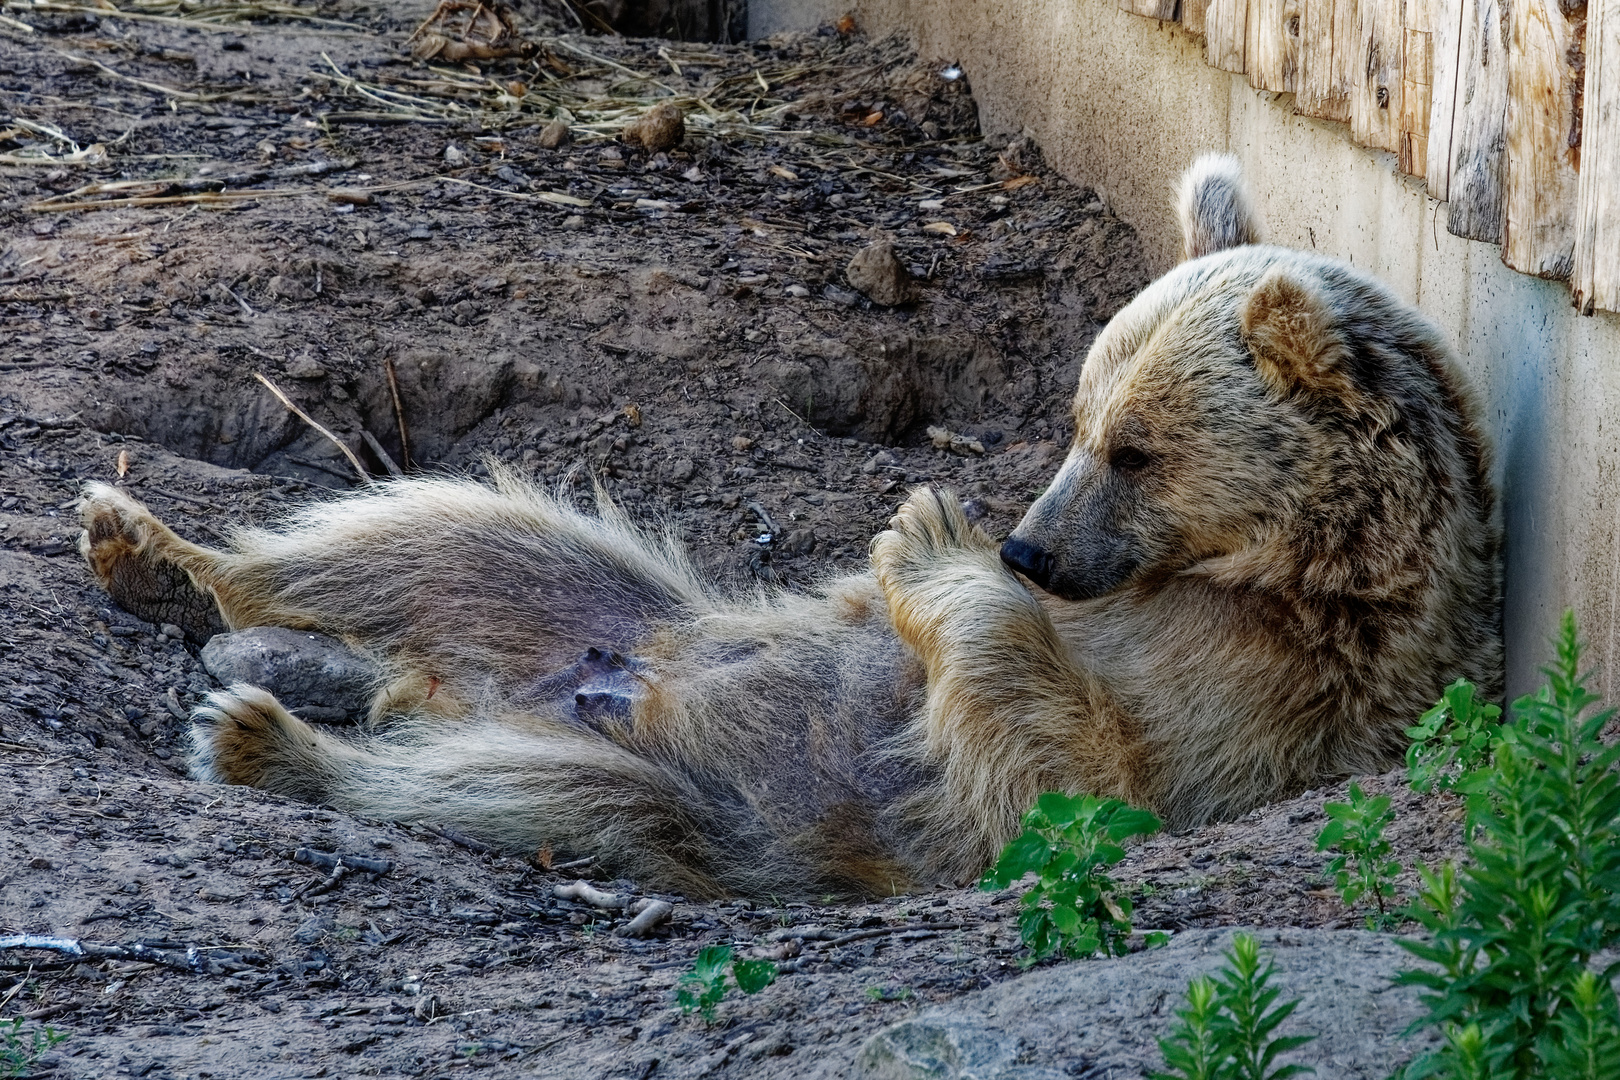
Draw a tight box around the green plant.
[675,945,777,1021]
[1,1018,66,1078]
[980,791,1163,963]
[1406,679,1503,793]
[1396,613,1620,1079]
[1314,782,1401,927]
[1151,933,1314,1080]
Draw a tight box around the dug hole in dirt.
[0,1,1469,1076]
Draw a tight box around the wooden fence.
[1117,0,1618,316]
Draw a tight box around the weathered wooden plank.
[1295,0,1356,121]
[1205,0,1248,72]
[1499,0,1586,280]
[1120,0,1180,23]
[1182,0,1210,36]
[1245,0,1300,90]
[1349,0,1404,151]
[1424,0,1467,199]
[1572,0,1618,313]
[1396,0,1434,178]
[1446,0,1510,244]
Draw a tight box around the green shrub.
[1314,782,1402,928]
[1151,932,1314,1080]
[1397,612,1620,1079]
[1406,679,1503,793]
[1,1018,65,1079]
[675,944,777,1021]
[980,791,1164,962]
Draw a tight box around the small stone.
[159,622,185,640]
[780,528,817,557]
[622,103,684,153]
[785,284,810,298]
[665,458,696,484]
[285,355,327,380]
[537,119,570,150]
[198,886,247,902]
[443,143,467,166]
[845,241,916,306]
[927,425,985,456]
[562,215,585,230]
[293,916,333,944]
[731,436,754,452]
[29,857,52,870]
[266,276,314,302]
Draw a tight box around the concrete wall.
[762,0,1620,698]
[748,0,845,36]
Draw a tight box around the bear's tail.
[1176,153,1261,261]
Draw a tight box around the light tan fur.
[78,159,1501,899]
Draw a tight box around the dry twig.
[252,371,369,482]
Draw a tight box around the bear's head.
[1003,155,1489,605]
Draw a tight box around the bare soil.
[0,3,1466,1076]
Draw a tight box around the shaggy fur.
[78,160,1501,899]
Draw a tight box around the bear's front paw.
[870,486,975,579]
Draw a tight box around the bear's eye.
[1110,446,1151,472]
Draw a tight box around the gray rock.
[846,241,917,306]
[857,929,1438,1080]
[294,915,333,945]
[200,627,380,720]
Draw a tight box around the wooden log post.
[1447,0,1510,244]
[1350,0,1406,151]
[1246,0,1301,91]
[1425,0,1468,199]
[1500,0,1588,280]
[1182,0,1211,36]
[1206,0,1250,71]
[1295,0,1357,121]
[1120,0,1181,22]
[1397,0,1435,177]
[1572,0,1617,313]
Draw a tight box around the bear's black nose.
[1000,537,1055,589]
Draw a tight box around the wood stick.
[553,880,628,910]
[384,357,412,470]
[252,372,369,483]
[359,428,403,478]
[616,899,673,937]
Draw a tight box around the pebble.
[622,103,684,153]
[845,241,916,306]
[537,118,570,150]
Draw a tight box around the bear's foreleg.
[870,488,1144,877]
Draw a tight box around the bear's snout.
[1000,537,1055,589]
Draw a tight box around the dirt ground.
[0,2,1468,1076]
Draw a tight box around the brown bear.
[77,155,1501,899]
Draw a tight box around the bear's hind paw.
[78,484,226,643]
[190,686,335,802]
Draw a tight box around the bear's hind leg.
[190,686,730,896]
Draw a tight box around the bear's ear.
[1240,268,1350,398]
